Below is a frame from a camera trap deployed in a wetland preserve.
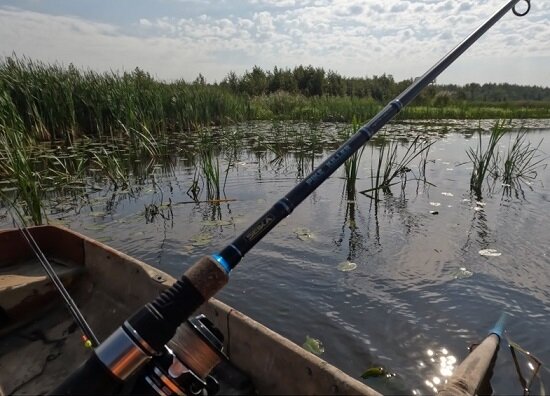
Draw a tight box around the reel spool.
[130,314,226,395]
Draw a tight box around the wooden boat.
[0,225,381,395]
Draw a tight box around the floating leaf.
[182,245,194,253]
[201,219,233,227]
[441,192,454,197]
[479,249,501,257]
[293,227,314,241]
[84,224,107,231]
[429,202,441,207]
[337,261,357,272]
[190,232,213,247]
[303,336,324,355]
[454,267,474,279]
[0,187,18,193]
[361,366,387,379]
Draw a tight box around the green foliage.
[343,118,365,198]
[501,131,545,185]
[360,135,434,200]
[0,127,44,224]
[467,120,509,196]
[467,121,547,196]
[0,56,250,142]
[1,55,549,146]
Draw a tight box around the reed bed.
[0,127,44,225]
[2,57,549,146]
[0,57,250,143]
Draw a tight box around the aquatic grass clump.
[501,131,546,186]
[467,120,508,196]
[0,127,44,224]
[359,134,434,200]
[92,147,129,190]
[199,148,221,201]
[466,120,547,197]
[343,118,365,198]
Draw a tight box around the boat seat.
[0,257,84,336]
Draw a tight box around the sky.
[0,0,548,87]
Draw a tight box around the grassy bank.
[1,57,550,144]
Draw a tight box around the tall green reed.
[0,127,44,224]
[360,134,434,200]
[343,118,365,198]
[501,131,546,186]
[467,121,546,196]
[466,120,508,197]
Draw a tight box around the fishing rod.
[54,1,532,394]
[15,222,99,347]
[439,314,507,396]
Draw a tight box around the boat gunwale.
[0,225,380,395]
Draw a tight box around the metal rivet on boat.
[154,274,165,283]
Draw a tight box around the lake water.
[2,119,550,394]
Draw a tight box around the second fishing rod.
[53,0,531,394]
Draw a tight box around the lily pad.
[454,267,474,279]
[479,249,501,257]
[83,224,107,231]
[201,219,233,227]
[182,245,194,253]
[293,227,314,241]
[361,366,387,379]
[190,232,213,247]
[337,261,357,272]
[302,336,324,355]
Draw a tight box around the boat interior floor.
[0,257,253,396]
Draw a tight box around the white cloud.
[139,18,153,27]
[0,1,549,86]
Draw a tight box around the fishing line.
[14,220,99,347]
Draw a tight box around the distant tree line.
[213,65,550,104]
